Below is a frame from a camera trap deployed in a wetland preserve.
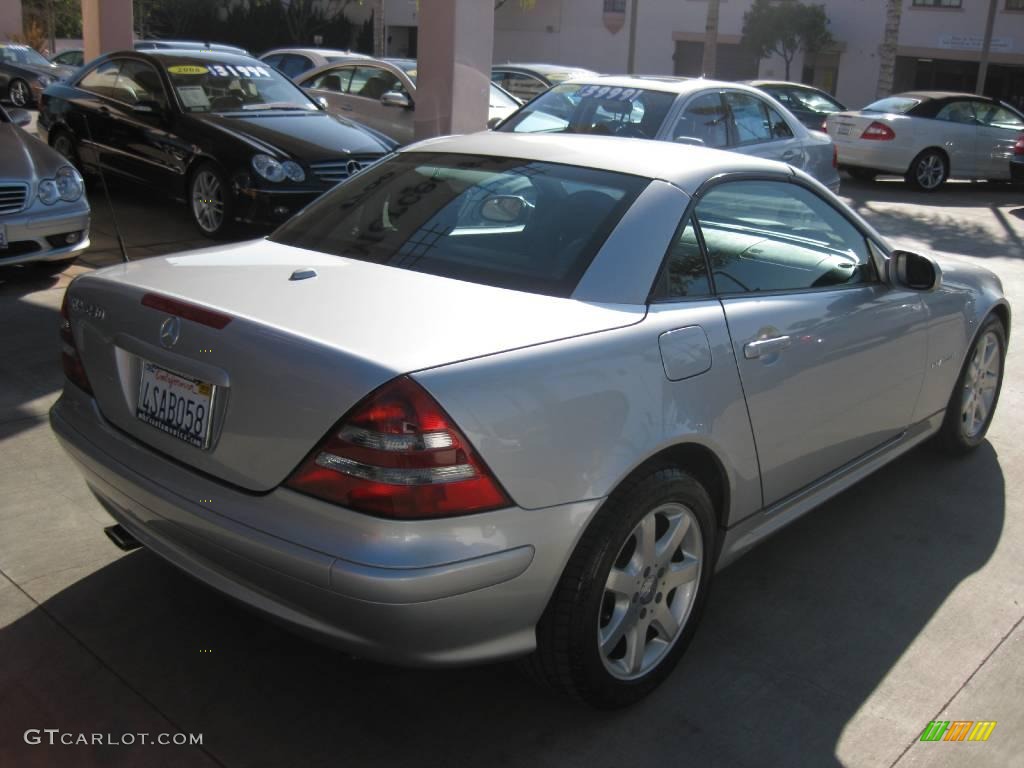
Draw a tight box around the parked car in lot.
[260,47,364,79]
[497,76,841,191]
[491,62,597,102]
[51,132,1009,708]
[1010,134,1024,183]
[0,104,89,270]
[827,91,1024,190]
[50,49,85,68]
[744,80,846,132]
[1,43,76,107]
[38,49,395,238]
[297,57,521,145]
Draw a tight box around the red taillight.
[285,377,511,519]
[60,290,92,394]
[861,121,895,141]
[1014,134,1024,155]
[141,292,232,329]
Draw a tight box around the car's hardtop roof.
[262,47,358,57]
[745,80,828,90]
[496,63,598,75]
[401,132,793,194]
[126,49,264,67]
[888,90,995,103]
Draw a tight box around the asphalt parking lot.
[2,160,1023,766]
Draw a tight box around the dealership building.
[368,0,1024,109]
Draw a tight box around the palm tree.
[876,0,902,98]
[701,0,721,78]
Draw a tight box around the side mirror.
[889,249,941,291]
[8,108,31,128]
[380,91,411,109]
[132,100,162,115]
[316,96,328,111]
[486,115,503,130]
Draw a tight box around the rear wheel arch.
[906,146,949,174]
[991,303,1011,345]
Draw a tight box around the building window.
[604,0,627,12]
[912,0,962,7]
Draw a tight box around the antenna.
[80,116,129,264]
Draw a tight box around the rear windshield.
[498,83,676,140]
[863,96,920,114]
[270,153,648,297]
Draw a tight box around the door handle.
[744,335,791,359]
[781,150,800,162]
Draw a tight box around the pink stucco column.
[82,0,134,62]
[414,0,495,140]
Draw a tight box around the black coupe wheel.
[8,78,31,108]
[936,315,1007,455]
[524,465,716,709]
[189,163,235,239]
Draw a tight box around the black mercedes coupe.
[38,49,396,237]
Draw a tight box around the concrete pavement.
[1,175,1022,767]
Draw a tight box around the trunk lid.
[68,239,643,491]
[826,110,906,146]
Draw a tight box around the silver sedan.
[497,76,841,192]
[0,104,89,270]
[51,133,1008,708]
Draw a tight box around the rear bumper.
[50,384,599,666]
[834,140,910,174]
[0,199,90,266]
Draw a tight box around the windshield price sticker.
[176,85,210,108]
[207,64,272,79]
[578,85,640,101]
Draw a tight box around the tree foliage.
[22,0,82,43]
[741,0,832,80]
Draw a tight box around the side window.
[279,55,312,78]
[348,66,402,99]
[78,60,122,99]
[308,68,352,92]
[724,91,772,145]
[115,60,167,109]
[262,54,283,71]
[694,180,875,294]
[673,92,729,149]
[936,101,978,124]
[976,103,1024,129]
[651,217,712,300]
[763,102,794,139]
[500,72,547,102]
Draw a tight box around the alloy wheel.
[192,170,224,234]
[9,80,29,107]
[598,502,703,680]
[961,330,1001,439]
[916,154,945,190]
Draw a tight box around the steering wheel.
[210,94,244,111]
[614,123,647,139]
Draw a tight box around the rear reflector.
[285,377,511,519]
[861,121,895,141]
[60,290,92,394]
[141,293,232,329]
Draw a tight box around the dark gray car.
[1,43,75,107]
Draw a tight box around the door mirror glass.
[316,96,328,111]
[486,115,503,130]
[890,250,941,291]
[479,194,532,224]
[132,100,161,115]
[8,108,31,127]
[380,91,411,108]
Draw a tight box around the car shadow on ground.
[0,439,1005,767]
[840,177,1024,260]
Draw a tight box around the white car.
[259,47,364,79]
[827,91,1024,190]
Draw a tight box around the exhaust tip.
[104,524,142,552]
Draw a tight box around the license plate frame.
[136,360,216,450]
[837,123,852,136]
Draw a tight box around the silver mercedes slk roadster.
[50,133,1009,708]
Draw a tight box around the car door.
[972,101,1024,179]
[343,64,412,144]
[70,59,123,173]
[694,178,928,505]
[932,100,981,177]
[669,91,730,149]
[722,90,806,170]
[103,58,184,188]
[302,66,354,114]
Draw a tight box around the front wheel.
[524,466,716,709]
[936,315,1007,455]
[189,163,235,239]
[8,78,31,107]
[906,150,948,191]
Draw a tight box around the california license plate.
[837,123,851,136]
[136,361,215,449]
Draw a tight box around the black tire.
[523,465,717,709]
[936,314,1007,455]
[906,149,948,191]
[846,167,877,182]
[50,129,83,173]
[8,78,31,107]
[188,162,236,239]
